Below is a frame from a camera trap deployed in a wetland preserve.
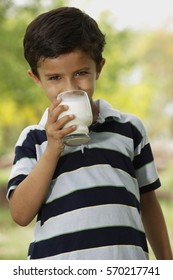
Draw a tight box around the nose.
[64,78,81,92]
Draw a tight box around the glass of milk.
[58,90,93,146]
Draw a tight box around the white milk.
[58,91,93,146]
[59,98,93,134]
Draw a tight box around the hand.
[45,98,76,155]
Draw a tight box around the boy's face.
[28,50,105,103]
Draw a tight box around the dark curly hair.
[23,7,106,77]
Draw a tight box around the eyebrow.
[44,67,91,77]
[44,73,59,77]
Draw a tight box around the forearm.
[141,191,172,260]
[9,148,61,226]
[9,99,76,226]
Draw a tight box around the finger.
[48,103,68,124]
[56,114,75,129]
[46,113,76,137]
[49,98,61,110]
[54,125,77,139]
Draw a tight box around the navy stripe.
[14,146,36,164]
[90,117,142,149]
[53,148,136,179]
[133,143,154,169]
[7,174,27,192]
[14,129,46,164]
[37,186,140,225]
[28,226,148,259]
[140,179,161,194]
[23,129,46,146]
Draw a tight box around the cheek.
[82,79,96,99]
[43,85,58,101]
[85,75,97,89]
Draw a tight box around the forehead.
[38,50,96,72]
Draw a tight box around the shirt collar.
[39,108,48,128]
[94,98,121,123]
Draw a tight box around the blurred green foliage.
[1,0,173,155]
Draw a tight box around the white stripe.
[33,245,148,260]
[33,205,144,242]
[62,131,134,159]
[35,142,47,160]
[46,165,139,203]
[122,113,146,137]
[134,135,149,157]
[89,131,134,158]
[8,157,37,180]
[136,161,159,188]
[6,185,16,201]
[15,125,44,146]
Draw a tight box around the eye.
[48,75,61,81]
[75,70,89,77]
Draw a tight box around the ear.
[96,58,106,80]
[27,69,43,87]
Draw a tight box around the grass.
[0,168,10,187]
[0,206,34,260]
[0,167,33,259]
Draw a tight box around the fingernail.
[64,105,69,110]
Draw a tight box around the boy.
[7,7,172,260]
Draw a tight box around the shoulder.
[15,124,46,147]
[119,111,144,126]
[118,112,147,137]
[97,98,146,134]
[15,109,48,149]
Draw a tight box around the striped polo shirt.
[7,98,161,260]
